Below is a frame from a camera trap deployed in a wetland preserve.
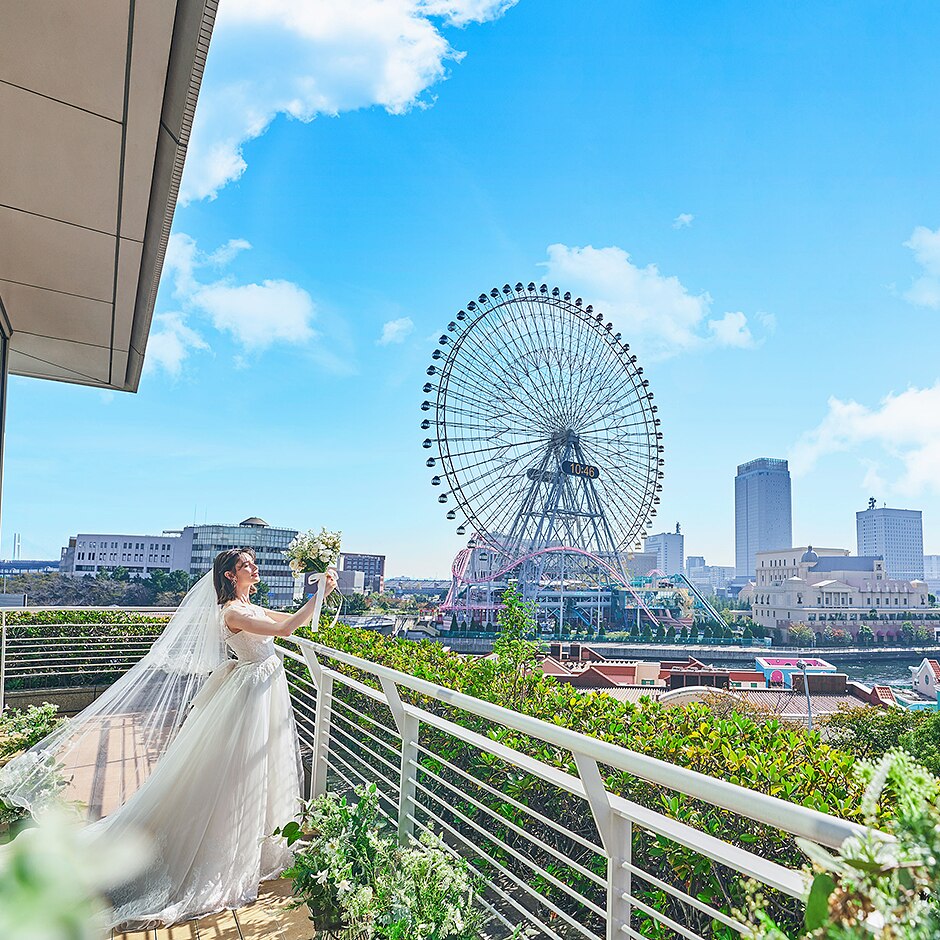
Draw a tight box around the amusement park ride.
[421,282,722,633]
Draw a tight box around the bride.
[0,547,336,928]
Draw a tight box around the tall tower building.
[644,525,684,575]
[734,458,792,578]
[856,502,924,580]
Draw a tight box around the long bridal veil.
[0,573,226,822]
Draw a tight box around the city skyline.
[6,3,940,577]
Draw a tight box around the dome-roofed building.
[751,545,935,641]
[177,517,299,607]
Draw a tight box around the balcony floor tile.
[113,878,311,939]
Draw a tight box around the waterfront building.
[644,528,684,575]
[856,504,924,581]
[923,554,940,594]
[175,517,298,608]
[60,532,180,578]
[754,656,837,688]
[734,458,792,578]
[748,546,931,638]
[339,552,386,593]
[911,659,940,702]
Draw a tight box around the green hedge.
[287,593,870,936]
[2,611,170,692]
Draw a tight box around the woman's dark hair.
[213,548,257,604]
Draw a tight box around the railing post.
[398,713,420,844]
[573,752,633,940]
[301,644,333,800]
[0,610,6,714]
[380,677,420,844]
[310,671,333,799]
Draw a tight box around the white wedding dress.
[94,601,303,929]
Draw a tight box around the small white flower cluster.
[285,527,342,575]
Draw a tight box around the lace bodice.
[222,602,279,663]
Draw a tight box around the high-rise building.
[175,517,299,607]
[339,552,386,593]
[644,528,684,575]
[924,555,940,593]
[734,458,792,577]
[856,504,924,581]
[625,552,658,578]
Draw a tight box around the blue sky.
[8,1,940,575]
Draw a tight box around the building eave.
[0,1,218,392]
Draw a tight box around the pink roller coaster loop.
[442,545,661,626]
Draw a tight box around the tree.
[900,621,915,646]
[679,626,689,642]
[491,585,540,710]
[252,580,271,607]
[788,622,814,645]
[702,625,713,642]
[856,624,875,647]
[824,625,851,647]
[914,623,935,644]
[343,593,369,614]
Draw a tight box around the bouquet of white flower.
[285,528,342,575]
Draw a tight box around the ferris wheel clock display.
[421,282,663,579]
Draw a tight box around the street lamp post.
[797,659,813,731]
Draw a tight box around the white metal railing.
[0,612,868,938]
[279,636,866,940]
[0,608,172,711]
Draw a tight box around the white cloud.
[150,233,321,373]
[181,0,518,203]
[790,382,940,496]
[707,311,753,348]
[539,244,768,359]
[903,225,940,309]
[378,316,415,345]
[672,213,694,229]
[145,313,210,377]
[193,280,317,349]
[756,310,777,333]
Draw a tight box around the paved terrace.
[112,880,307,939]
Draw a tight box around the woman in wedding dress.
[0,547,335,929]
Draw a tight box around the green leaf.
[804,873,836,930]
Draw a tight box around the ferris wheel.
[421,283,663,570]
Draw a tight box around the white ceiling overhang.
[0,0,218,391]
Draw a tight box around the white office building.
[734,458,792,578]
[60,533,180,578]
[61,516,300,607]
[856,505,924,581]
[685,560,736,594]
[925,555,940,594]
[644,529,684,575]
